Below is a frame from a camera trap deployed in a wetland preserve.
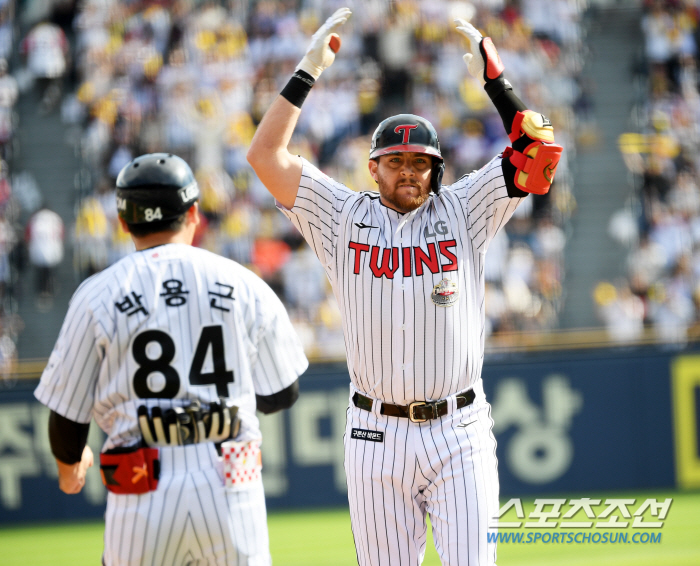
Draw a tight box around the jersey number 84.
[132,325,234,399]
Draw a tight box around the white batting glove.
[454,18,486,85]
[297,7,352,80]
[191,401,235,443]
[139,406,182,447]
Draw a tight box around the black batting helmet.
[116,153,199,224]
[369,114,445,193]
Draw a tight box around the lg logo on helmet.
[180,185,198,203]
[394,124,418,144]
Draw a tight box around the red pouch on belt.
[100,447,160,494]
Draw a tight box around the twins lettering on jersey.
[348,240,458,278]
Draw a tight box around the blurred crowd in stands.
[0,0,19,376]
[608,0,700,345]
[61,0,586,358]
[0,0,589,366]
[1,0,74,376]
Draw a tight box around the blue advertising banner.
[0,380,107,523]
[481,349,676,496]
[0,345,695,523]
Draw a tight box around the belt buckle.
[409,401,429,423]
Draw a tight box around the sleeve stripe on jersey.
[98,298,116,329]
[452,159,500,199]
[305,174,351,205]
[298,183,339,212]
[463,160,502,205]
[293,201,339,238]
[492,198,518,237]
[289,206,336,245]
[471,213,495,244]
[307,175,356,223]
[459,180,504,207]
[289,215,334,258]
[473,197,519,251]
[299,174,334,204]
[467,187,506,227]
[61,313,99,422]
[296,192,335,221]
[259,340,284,390]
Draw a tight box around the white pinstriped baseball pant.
[344,381,499,565]
[103,443,270,566]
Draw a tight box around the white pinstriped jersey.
[280,155,523,405]
[35,243,308,450]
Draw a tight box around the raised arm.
[246,97,303,209]
[455,19,563,197]
[247,8,352,209]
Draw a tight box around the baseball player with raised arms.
[248,8,561,566]
[34,153,308,565]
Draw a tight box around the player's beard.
[377,175,431,213]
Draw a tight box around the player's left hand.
[56,445,94,494]
[454,18,504,86]
[297,7,352,80]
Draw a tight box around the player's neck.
[131,229,195,251]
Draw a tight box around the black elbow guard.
[256,380,300,415]
[48,411,90,465]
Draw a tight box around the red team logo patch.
[394,124,418,143]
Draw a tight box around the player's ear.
[187,202,200,227]
[118,216,130,234]
[368,159,379,184]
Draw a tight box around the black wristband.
[280,70,316,108]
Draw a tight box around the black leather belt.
[352,389,476,423]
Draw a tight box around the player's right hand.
[297,7,351,80]
[56,445,94,494]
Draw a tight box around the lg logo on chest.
[424,221,448,238]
